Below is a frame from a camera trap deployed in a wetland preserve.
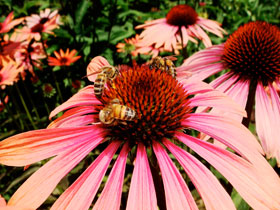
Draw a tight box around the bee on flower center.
[148,56,177,78]
[94,66,119,98]
[99,98,136,125]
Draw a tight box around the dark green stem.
[15,83,38,129]
[242,80,257,128]
[0,91,22,131]
[8,87,25,130]
[22,80,40,119]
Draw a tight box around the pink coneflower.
[14,40,46,78]
[135,4,226,53]
[17,8,60,41]
[1,56,280,209]
[0,59,23,89]
[0,12,23,34]
[48,49,81,66]
[177,21,280,165]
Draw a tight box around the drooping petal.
[93,143,129,210]
[163,139,235,210]
[48,106,95,128]
[126,143,157,210]
[7,134,103,209]
[0,126,100,166]
[176,133,280,210]
[188,89,246,117]
[86,56,110,82]
[153,141,198,210]
[49,85,100,119]
[182,113,263,160]
[50,141,121,210]
[255,82,278,160]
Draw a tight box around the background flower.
[135,4,226,54]
[177,21,280,165]
[48,49,81,66]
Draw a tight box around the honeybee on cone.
[99,98,136,125]
[148,56,177,78]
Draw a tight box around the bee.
[148,56,177,78]
[93,66,119,98]
[99,98,136,125]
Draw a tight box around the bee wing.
[165,55,177,61]
[86,56,110,82]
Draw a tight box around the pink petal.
[182,113,263,160]
[126,143,157,210]
[163,139,235,210]
[50,141,121,210]
[255,82,279,160]
[86,56,110,82]
[153,141,198,210]
[176,133,280,210]
[8,135,103,209]
[48,106,95,128]
[93,143,129,210]
[0,126,100,166]
[189,89,246,117]
[49,85,100,119]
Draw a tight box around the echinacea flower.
[14,40,46,78]
[1,56,280,210]
[16,8,61,41]
[177,21,280,165]
[48,49,81,66]
[0,12,23,34]
[135,4,226,53]
[0,59,23,89]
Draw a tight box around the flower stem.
[149,153,167,210]
[179,27,188,59]
[40,37,64,103]
[0,91,22,131]
[22,80,40,119]
[8,86,25,130]
[242,80,257,128]
[15,83,38,129]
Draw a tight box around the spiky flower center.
[31,23,44,33]
[166,5,198,27]
[222,21,280,84]
[60,57,69,65]
[95,65,190,147]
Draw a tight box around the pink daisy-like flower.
[1,56,280,209]
[177,21,280,165]
[135,4,226,53]
[0,12,23,34]
[14,40,46,78]
[16,8,61,41]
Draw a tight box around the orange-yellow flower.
[48,49,81,66]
